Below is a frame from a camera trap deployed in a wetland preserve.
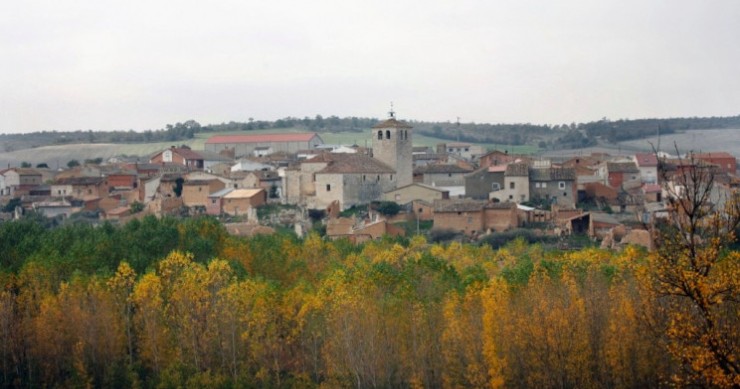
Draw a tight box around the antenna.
[456,116,461,142]
[389,102,395,118]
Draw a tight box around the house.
[413,164,473,187]
[105,170,138,190]
[692,152,737,174]
[491,162,530,203]
[412,153,450,167]
[478,150,521,168]
[222,188,267,216]
[326,216,406,242]
[633,153,659,184]
[52,176,107,199]
[205,133,324,157]
[433,199,487,236]
[600,162,641,189]
[181,179,227,208]
[483,202,519,232]
[529,166,577,208]
[382,183,450,204]
[206,188,234,215]
[231,160,276,173]
[198,150,234,171]
[0,168,43,196]
[150,146,205,170]
[124,163,162,178]
[465,165,506,200]
[437,142,485,161]
[642,183,662,203]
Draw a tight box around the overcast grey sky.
[2,0,739,133]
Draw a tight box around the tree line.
[4,114,739,153]
[0,208,737,387]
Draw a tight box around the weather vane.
[389,102,395,118]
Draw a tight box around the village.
[1,113,738,250]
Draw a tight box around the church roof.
[372,118,413,129]
[314,153,396,174]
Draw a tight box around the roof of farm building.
[205,133,321,144]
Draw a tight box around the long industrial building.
[204,133,324,157]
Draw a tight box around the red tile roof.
[634,153,658,167]
[205,133,319,144]
[693,152,735,159]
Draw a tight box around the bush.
[373,201,400,216]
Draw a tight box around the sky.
[2,0,739,133]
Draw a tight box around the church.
[284,111,413,210]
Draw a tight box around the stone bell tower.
[372,106,413,187]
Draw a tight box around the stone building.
[413,164,473,187]
[465,165,506,200]
[372,116,413,187]
[529,166,578,208]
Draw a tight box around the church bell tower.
[372,105,413,187]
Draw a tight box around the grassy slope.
[0,128,538,168]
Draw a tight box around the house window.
[363,175,366,181]
[510,182,515,189]
[542,182,547,188]
[377,131,383,140]
[464,148,469,152]
[326,184,331,192]
[395,194,401,201]
[559,181,566,189]
[448,173,452,177]
[563,192,567,197]
[492,183,500,191]
[509,195,513,200]
[535,182,541,188]
[390,175,393,180]
[386,130,391,139]
[418,208,423,213]
[377,175,380,181]
[521,195,526,201]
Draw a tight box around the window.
[542,182,547,188]
[563,192,567,197]
[492,183,501,191]
[326,184,331,192]
[535,182,541,188]
[390,175,393,180]
[377,175,380,181]
[363,175,366,181]
[418,208,423,213]
[510,182,515,189]
[559,181,566,189]
[386,130,391,139]
[521,195,526,201]
[395,194,401,201]
[509,195,513,200]
[464,148,469,152]
[448,173,452,177]
[377,131,382,140]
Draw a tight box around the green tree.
[67,159,80,168]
